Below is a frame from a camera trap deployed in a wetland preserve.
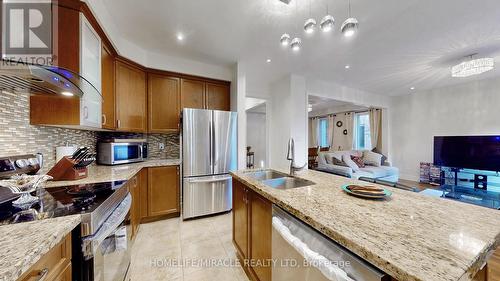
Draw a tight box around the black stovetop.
[0,180,127,225]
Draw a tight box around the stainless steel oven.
[97,142,148,165]
[80,194,132,281]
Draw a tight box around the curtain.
[369,108,382,152]
[327,115,335,148]
[345,112,354,150]
[310,118,319,147]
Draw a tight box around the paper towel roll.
[56,146,77,162]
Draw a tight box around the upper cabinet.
[30,4,103,129]
[101,44,115,130]
[148,74,180,132]
[115,60,147,132]
[206,83,230,111]
[181,79,205,109]
[181,79,230,111]
[79,13,102,128]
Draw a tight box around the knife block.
[47,156,88,181]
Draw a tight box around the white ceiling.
[101,0,500,96]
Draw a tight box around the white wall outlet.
[159,143,165,150]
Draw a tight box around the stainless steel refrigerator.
[182,108,237,219]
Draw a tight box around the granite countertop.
[231,168,500,281]
[0,215,80,281]
[44,159,181,188]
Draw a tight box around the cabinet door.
[249,191,272,281]
[101,44,115,129]
[139,168,149,220]
[148,74,180,132]
[80,13,102,128]
[115,60,147,132]
[206,83,230,111]
[232,179,248,259]
[148,166,180,216]
[181,79,205,109]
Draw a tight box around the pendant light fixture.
[304,0,316,33]
[280,33,291,46]
[341,0,358,37]
[291,37,302,51]
[320,1,334,32]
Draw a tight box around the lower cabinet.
[148,166,180,216]
[129,174,140,240]
[232,178,272,281]
[135,166,180,222]
[17,234,72,281]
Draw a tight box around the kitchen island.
[231,168,500,281]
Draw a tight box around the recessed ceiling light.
[176,33,184,41]
[410,87,415,90]
[266,59,271,63]
[61,91,74,97]
[290,38,301,51]
[345,65,350,69]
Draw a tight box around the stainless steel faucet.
[286,138,307,176]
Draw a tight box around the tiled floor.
[129,212,249,281]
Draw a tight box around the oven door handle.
[82,193,131,260]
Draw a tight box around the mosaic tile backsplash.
[0,91,180,171]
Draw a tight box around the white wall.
[390,77,500,181]
[246,111,267,168]
[269,74,307,170]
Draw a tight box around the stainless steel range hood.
[0,60,101,98]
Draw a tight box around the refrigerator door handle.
[188,176,232,183]
[209,113,214,173]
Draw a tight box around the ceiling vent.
[279,0,292,5]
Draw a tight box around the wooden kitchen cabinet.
[232,178,272,281]
[233,179,249,259]
[181,79,231,111]
[129,175,140,240]
[139,168,149,220]
[206,83,230,111]
[101,44,115,129]
[115,60,147,132]
[148,74,181,132]
[181,79,205,109]
[148,166,180,217]
[17,234,72,281]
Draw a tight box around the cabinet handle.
[83,106,89,119]
[117,119,121,128]
[102,114,107,125]
[33,268,49,281]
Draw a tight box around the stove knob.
[28,158,39,166]
[15,159,28,168]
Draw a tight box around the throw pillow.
[332,158,348,167]
[363,150,383,167]
[351,155,366,168]
[372,148,388,166]
[325,154,333,164]
[342,154,360,171]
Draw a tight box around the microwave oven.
[97,142,148,165]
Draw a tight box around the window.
[318,118,329,147]
[354,113,372,150]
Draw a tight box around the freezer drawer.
[182,174,232,219]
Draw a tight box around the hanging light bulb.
[303,0,316,34]
[280,33,291,46]
[290,38,301,51]
[320,15,335,32]
[304,18,317,33]
[341,0,358,37]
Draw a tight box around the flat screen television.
[434,136,500,171]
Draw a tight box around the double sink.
[245,170,315,190]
